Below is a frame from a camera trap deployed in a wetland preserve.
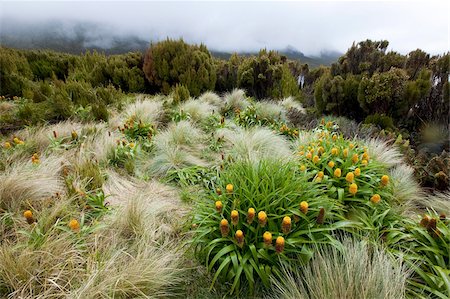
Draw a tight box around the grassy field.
[0,90,449,299]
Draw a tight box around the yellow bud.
[317,171,324,179]
[247,208,255,224]
[328,161,335,168]
[226,184,234,193]
[345,172,354,183]
[215,201,223,212]
[263,231,272,246]
[352,154,359,164]
[354,168,361,176]
[69,219,80,232]
[281,216,292,234]
[349,183,358,195]
[313,155,320,164]
[231,210,239,225]
[381,175,389,186]
[258,211,267,227]
[331,148,338,156]
[334,168,342,178]
[275,236,285,253]
[371,194,381,204]
[300,201,309,214]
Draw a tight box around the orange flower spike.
[317,171,324,179]
[370,194,381,204]
[216,188,222,195]
[349,183,358,195]
[263,231,273,246]
[352,154,359,164]
[345,172,354,183]
[361,159,368,166]
[300,201,309,214]
[331,148,339,156]
[354,168,361,176]
[306,152,312,159]
[215,201,223,213]
[235,230,244,247]
[258,211,268,227]
[69,219,80,232]
[281,216,292,234]
[23,210,33,219]
[343,148,349,158]
[220,219,230,237]
[362,152,369,161]
[313,155,320,164]
[334,168,342,178]
[226,184,234,193]
[247,208,255,224]
[275,236,285,253]
[328,161,335,168]
[231,210,239,225]
[381,175,389,186]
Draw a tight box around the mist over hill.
[0,18,341,67]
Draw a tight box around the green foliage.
[386,213,450,298]
[172,84,191,104]
[357,68,408,115]
[192,159,353,295]
[364,114,394,130]
[143,39,216,96]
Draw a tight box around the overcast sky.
[0,0,449,55]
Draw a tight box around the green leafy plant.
[192,159,354,295]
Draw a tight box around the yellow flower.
[328,161,335,168]
[349,183,358,195]
[345,172,354,183]
[334,168,342,178]
[235,230,244,247]
[3,142,11,149]
[231,210,239,225]
[300,201,309,214]
[361,159,368,166]
[362,152,369,161]
[216,188,222,195]
[281,216,292,234]
[299,151,305,156]
[220,219,229,237]
[247,208,255,224]
[371,194,381,204]
[23,210,33,219]
[306,152,312,159]
[343,148,348,158]
[129,142,135,148]
[263,231,272,246]
[226,184,234,193]
[215,201,223,212]
[318,147,324,155]
[258,211,268,227]
[354,168,361,176]
[313,155,320,164]
[13,137,20,144]
[332,134,337,141]
[300,165,306,171]
[331,148,338,156]
[326,121,333,128]
[349,143,355,149]
[69,219,80,232]
[352,154,359,164]
[315,176,323,183]
[275,236,285,253]
[317,171,324,179]
[381,175,389,186]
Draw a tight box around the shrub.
[172,84,191,104]
[192,159,352,294]
[364,114,394,130]
[143,39,216,96]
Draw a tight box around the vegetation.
[0,37,449,298]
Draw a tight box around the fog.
[0,1,448,55]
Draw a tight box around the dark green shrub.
[364,114,394,130]
[143,39,216,96]
[172,84,190,104]
[91,102,109,122]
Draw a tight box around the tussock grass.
[0,156,65,211]
[403,191,450,216]
[147,120,208,176]
[198,91,223,109]
[390,164,424,206]
[179,99,216,123]
[271,239,409,299]
[217,127,291,161]
[223,89,250,112]
[280,96,305,114]
[116,98,164,127]
[254,101,287,123]
[365,138,403,167]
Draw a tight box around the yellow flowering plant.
[192,159,353,294]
